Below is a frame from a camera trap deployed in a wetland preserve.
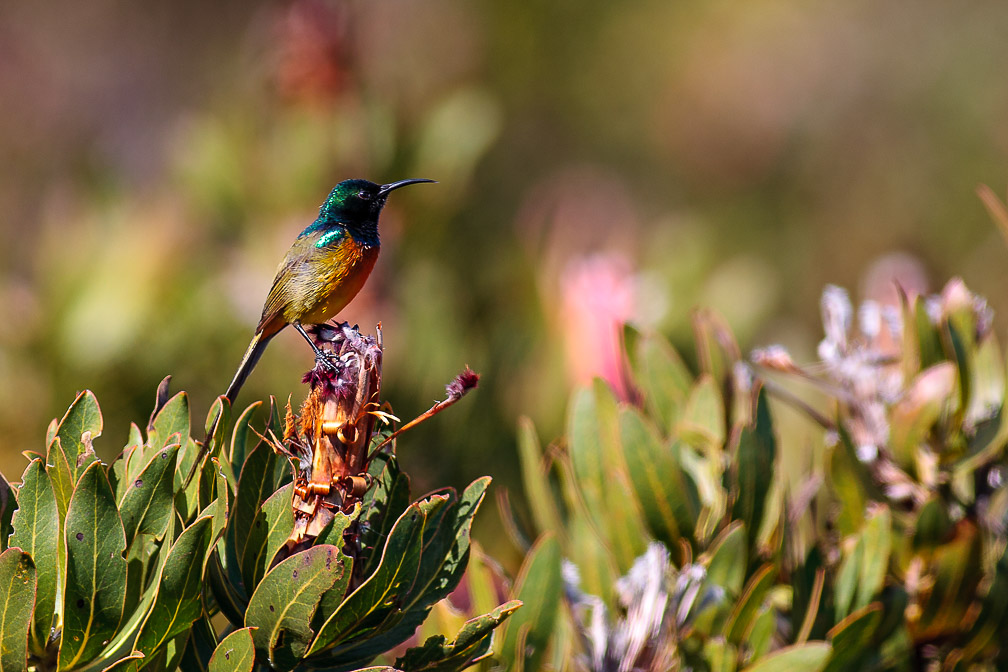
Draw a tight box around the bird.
[223,177,434,405]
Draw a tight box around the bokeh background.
[2,0,1008,549]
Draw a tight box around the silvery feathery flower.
[564,543,723,672]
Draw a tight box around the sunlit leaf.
[308,478,490,664]
[679,375,726,453]
[742,643,831,672]
[705,522,747,597]
[0,548,35,672]
[516,416,563,540]
[633,332,693,432]
[133,516,213,667]
[225,439,290,596]
[822,604,882,672]
[119,442,181,548]
[498,534,561,672]
[148,391,190,452]
[209,627,256,672]
[240,483,295,591]
[246,544,347,671]
[229,402,263,486]
[620,407,699,558]
[178,611,217,672]
[58,461,127,670]
[9,459,58,656]
[726,564,776,644]
[52,390,103,481]
[394,600,522,672]
[731,388,776,551]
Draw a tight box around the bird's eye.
[358,190,372,201]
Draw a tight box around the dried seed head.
[446,367,480,401]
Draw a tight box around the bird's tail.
[225,328,279,406]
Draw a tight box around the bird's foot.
[315,350,339,373]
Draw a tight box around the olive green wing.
[256,234,322,332]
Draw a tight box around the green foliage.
[0,378,511,671]
[504,282,1008,670]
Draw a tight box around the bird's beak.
[378,178,436,197]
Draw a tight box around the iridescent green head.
[318,178,435,226]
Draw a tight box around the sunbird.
[224,178,434,404]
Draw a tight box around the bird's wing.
[256,234,321,332]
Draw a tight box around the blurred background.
[2,0,1008,549]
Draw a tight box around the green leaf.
[0,548,36,672]
[209,627,256,672]
[305,492,445,656]
[731,388,776,550]
[692,308,739,386]
[912,497,953,550]
[148,390,189,451]
[95,513,177,665]
[246,544,347,671]
[743,643,831,672]
[174,437,204,522]
[516,417,563,540]
[133,516,214,667]
[228,402,263,486]
[359,454,411,578]
[46,436,75,525]
[620,407,699,557]
[960,541,1008,658]
[705,522,747,597]
[498,534,562,672]
[704,638,738,672]
[563,513,618,607]
[112,423,147,503]
[204,395,229,451]
[58,461,128,670]
[119,443,181,548]
[466,542,504,622]
[395,600,522,672]
[99,653,144,671]
[855,519,894,615]
[52,390,103,479]
[309,514,356,625]
[726,564,776,644]
[9,459,58,656]
[207,550,248,628]
[178,611,217,672]
[834,506,891,620]
[240,483,295,592]
[679,375,726,453]
[225,439,289,595]
[747,604,777,660]
[822,604,882,672]
[888,363,956,470]
[568,383,648,570]
[312,504,357,549]
[633,332,693,432]
[827,431,872,538]
[309,482,486,663]
[912,520,983,642]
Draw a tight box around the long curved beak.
[378,178,436,197]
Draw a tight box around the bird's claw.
[315,351,339,373]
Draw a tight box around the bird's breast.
[296,238,379,325]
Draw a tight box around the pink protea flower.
[560,253,637,400]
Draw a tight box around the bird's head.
[319,178,435,225]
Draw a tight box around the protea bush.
[6,216,1008,671]
[0,323,516,672]
[499,277,1008,671]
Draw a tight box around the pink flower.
[560,254,636,400]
